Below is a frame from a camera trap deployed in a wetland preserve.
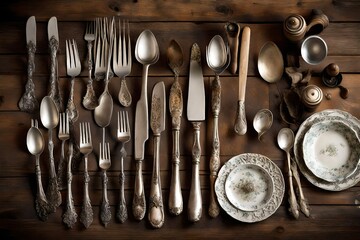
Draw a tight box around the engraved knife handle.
[46,128,61,212]
[48,36,63,112]
[80,156,93,228]
[287,152,299,219]
[234,100,247,135]
[35,154,50,221]
[133,160,146,221]
[188,122,202,222]
[19,42,38,113]
[117,146,128,223]
[209,76,220,218]
[100,170,111,227]
[63,142,77,228]
[149,135,164,228]
[169,129,183,215]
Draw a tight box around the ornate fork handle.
[209,75,221,218]
[57,139,67,190]
[19,42,38,113]
[117,146,128,223]
[63,142,77,228]
[100,170,111,227]
[83,40,98,110]
[80,156,93,228]
[46,129,61,213]
[48,36,63,112]
[133,160,146,221]
[66,77,79,123]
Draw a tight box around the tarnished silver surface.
[99,142,112,227]
[167,40,183,215]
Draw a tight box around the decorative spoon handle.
[209,75,220,218]
[35,155,50,221]
[291,159,310,217]
[287,152,299,219]
[80,156,93,228]
[133,160,146,220]
[188,122,202,222]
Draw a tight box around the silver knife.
[19,16,38,113]
[187,43,205,222]
[47,16,63,112]
[149,81,166,228]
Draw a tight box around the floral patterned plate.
[294,109,360,191]
[303,120,360,182]
[224,163,274,211]
[215,153,284,223]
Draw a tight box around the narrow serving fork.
[57,112,69,190]
[65,39,81,123]
[99,142,111,227]
[116,110,131,223]
[113,20,132,107]
[79,122,93,228]
[83,20,99,110]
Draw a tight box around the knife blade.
[149,81,166,228]
[19,16,38,113]
[26,16,36,45]
[187,43,204,222]
[47,16,63,112]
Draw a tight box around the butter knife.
[19,16,38,113]
[187,43,205,222]
[149,81,166,228]
[48,16,63,112]
[234,26,251,135]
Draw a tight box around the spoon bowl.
[277,128,295,152]
[135,30,159,66]
[27,126,45,156]
[258,41,284,83]
[40,96,59,130]
[94,83,113,128]
[206,35,230,74]
[253,109,273,141]
[167,39,183,76]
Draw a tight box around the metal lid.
[302,85,323,106]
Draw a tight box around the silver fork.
[113,20,132,107]
[99,142,111,227]
[79,122,93,228]
[57,112,69,190]
[83,21,98,110]
[116,110,131,223]
[65,39,81,123]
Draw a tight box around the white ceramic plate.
[215,153,284,223]
[225,164,274,211]
[294,109,360,191]
[303,120,360,182]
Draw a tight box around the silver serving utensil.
[26,119,50,221]
[167,39,183,216]
[149,81,166,228]
[206,35,230,218]
[277,128,299,219]
[253,109,273,141]
[234,26,251,135]
[133,29,159,220]
[187,43,205,222]
[19,16,38,113]
[258,41,284,83]
[47,16,63,112]
[40,96,61,212]
[99,142,112,227]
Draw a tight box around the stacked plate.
[215,153,285,223]
[294,109,360,191]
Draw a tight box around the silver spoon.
[277,128,299,219]
[258,41,284,83]
[26,119,49,221]
[253,109,273,141]
[133,29,159,220]
[40,96,61,212]
[206,35,230,218]
[167,39,184,216]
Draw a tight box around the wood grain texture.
[1,0,360,239]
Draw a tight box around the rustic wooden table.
[1,1,360,239]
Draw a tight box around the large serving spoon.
[206,35,230,218]
[40,96,61,212]
[277,128,299,219]
[167,39,184,216]
[133,29,159,220]
[258,41,284,83]
[26,119,50,221]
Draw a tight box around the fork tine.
[127,20,131,67]
[73,39,81,71]
[65,112,69,134]
[87,122,92,145]
[106,142,111,160]
[66,40,70,70]
[125,110,130,133]
[80,122,84,144]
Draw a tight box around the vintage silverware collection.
[22,10,358,228]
